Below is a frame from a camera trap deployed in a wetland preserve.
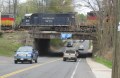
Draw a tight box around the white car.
[78,45,84,50]
[63,49,77,62]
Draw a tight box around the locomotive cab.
[21,13,32,26]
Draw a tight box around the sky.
[19,0,92,14]
[19,0,26,3]
[73,0,92,14]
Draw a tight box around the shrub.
[50,39,64,47]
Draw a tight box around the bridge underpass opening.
[32,32,97,57]
[34,39,50,55]
[33,38,63,56]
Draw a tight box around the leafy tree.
[45,0,73,13]
[15,0,74,24]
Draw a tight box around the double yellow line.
[0,59,61,78]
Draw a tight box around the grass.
[50,39,65,48]
[0,32,22,57]
[94,56,112,68]
[89,40,92,49]
[0,31,64,56]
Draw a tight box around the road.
[65,40,90,53]
[0,57,95,78]
[0,40,95,78]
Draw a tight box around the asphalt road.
[57,40,90,53]
[0,57,95,78]
[0,40,95,78]
[65,40,90,53]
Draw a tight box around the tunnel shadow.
[38,53,63,57]
[34,38,64,57]
[34,39,51,56]
[77,52,93,58]
[38,50,63,57]
[48,52,63,57]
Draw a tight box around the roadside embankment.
[0,31,29,56]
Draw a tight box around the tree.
[46,0,73,13]
[112,0,120,78]
[76,14,87,25]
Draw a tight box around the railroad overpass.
[20,13,98,55]
[28,26,98,55]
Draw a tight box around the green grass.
[94,56,112,68]
[89,40,92,49]
[50,39,64,48]
[0,32,22,57]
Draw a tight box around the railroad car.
[79,12,97,33]
[85,11,97,32]
[20,13,76,31]
[86,11,98,26]
[1,14,14,30]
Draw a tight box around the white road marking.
[71,59,81,78]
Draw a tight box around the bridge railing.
[29,27,97,40]
[74,25,96,33]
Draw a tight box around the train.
[1,14,14,30]
[86,11,98,26]
[78,11,97,33]
[20,13,76,31]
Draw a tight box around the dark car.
[67,41,73,47]
[14,46,38,64]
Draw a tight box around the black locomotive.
[20,13,76,31]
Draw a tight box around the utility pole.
[26,4,28,13]
[14,0,17,18]
[42,0,44,13]
[9,0,11,14]
[13,0,17,26]
[38,0,42,13]
[112,0,120,78]
[42,0,47,13]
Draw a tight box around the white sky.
[73,0,92,15]
[19,0,26,3]
[19,0,92,14]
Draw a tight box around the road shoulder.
[86,58,112,78]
